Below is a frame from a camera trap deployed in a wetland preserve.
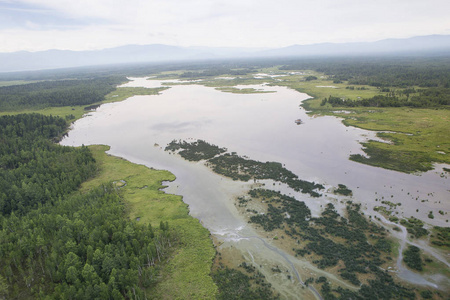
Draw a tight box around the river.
[61,77,449,297]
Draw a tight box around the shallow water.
[62,77,449,293]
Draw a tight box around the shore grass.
[82,145,218,299]
[0,105,87,120]
[274,75,381,111]
[102,86,169,104]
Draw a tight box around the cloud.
[1,0,449,52]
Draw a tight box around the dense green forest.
[280,57,450,88]
[0,76,125,111]
[0,114,96,215]
[0,114,173,298]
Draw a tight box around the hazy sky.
[1,0,449,52]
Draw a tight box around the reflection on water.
[61,78,449,293]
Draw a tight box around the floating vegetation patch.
[334,184,352,196]
[165,139,226,161]
[165,140,324,197]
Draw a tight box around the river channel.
[61,77,449,298]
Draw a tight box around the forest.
[320,88,450,108]
[0,76,125,111]
[0,114,174,298]
[279,57,450,88]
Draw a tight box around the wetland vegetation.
[165,139,324,197]
[239,188,443,299]
[165,139,227,161]
[212,263,279,300]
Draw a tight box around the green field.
[0,80,40,87]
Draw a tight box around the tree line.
[0,76,125,111]
[280,57,450,88]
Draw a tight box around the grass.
[102,86,169,104]
[0,105,87,120]
[82,145,218,299]
[274,75,382,111]
[0,80,40,87]
[342,107,449,172]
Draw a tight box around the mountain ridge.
[1,35,449,72]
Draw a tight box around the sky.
[0,0,449,53]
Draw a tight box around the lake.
[61,77,449,296]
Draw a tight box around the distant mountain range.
[1,35,449,73]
